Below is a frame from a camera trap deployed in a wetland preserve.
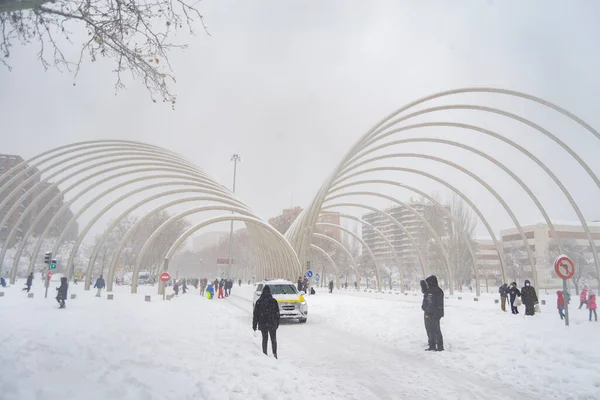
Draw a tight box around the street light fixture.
[227,154,241,277]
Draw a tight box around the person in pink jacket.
[588,291,597,322]
[579,286,588,309]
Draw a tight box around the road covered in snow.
[1,281,599,400]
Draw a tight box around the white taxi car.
[253,279,308,323]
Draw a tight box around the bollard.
[107,294,114,300]
[404,293,408,296]
[145,295,151,302]
[0,292,4,297]
[445,296,449,300]
[70,294,76,300]
[458,296,462,300]
[474,297,479,302]
[541,300,546,305]
[494,299,499,304]
[28,293,34,298]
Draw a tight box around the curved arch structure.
[0,141,296,294]
[286,88,600,292]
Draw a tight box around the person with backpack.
[557,290,566,320]
[94,274,106,297]
[56,277,68,308]
[252,285,280,359]
[588,291,597,322]
[498,283,509,312]
[424,275,444,351]
[521,280,538,316]
[579,286,589,309]
[508,282,521,315]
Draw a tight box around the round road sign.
[306,270,313,278]
[554,255,575,280]
[160,272,171,283]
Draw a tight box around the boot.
[436,347,444,352]
[425,347,435,351]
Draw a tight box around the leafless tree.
[446,195,478,287]
[504,243,528,283]
[0,0,208,104]
[546,239,596,295]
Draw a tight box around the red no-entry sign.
[160,272,171,283]
[554,255,575,280]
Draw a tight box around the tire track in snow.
[226,294,533,400]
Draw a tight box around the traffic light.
[50,259,57,269]
[44,251,52,265]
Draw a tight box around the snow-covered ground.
[0,280,598,400]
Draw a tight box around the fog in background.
[2,0,600,242]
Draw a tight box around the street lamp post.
[227,154,241,277]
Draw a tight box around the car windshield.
[267,284,298,295]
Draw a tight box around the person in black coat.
[22,272,33,292]
[253,285,280,358]
[420,280,434,350]
[328,280,334,294]
[297,277,303,292]
[521,280,538,316]
[424,275,444,351]
[94,275,106,297]
[56,277,68,308]
[508,282,521,315]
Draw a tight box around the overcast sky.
[2,0,600,241]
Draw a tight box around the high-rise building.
[316,211,341,242]
[474,237,502,284]
[0,154,78,246]
[362,201,451,267]
[269,207,303,235]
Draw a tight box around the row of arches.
[0,140,300,293]
[285,88,600,296]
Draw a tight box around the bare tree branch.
[0,0,208,104]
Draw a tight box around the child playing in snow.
[588,291,597,322]
[557,291,565,320]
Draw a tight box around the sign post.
[554,255,575,327]
[160,272,171,301]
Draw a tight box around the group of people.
[574,286,598,322]
[498,280,539,316]
[499,281,598,322]
[200,278,235,300]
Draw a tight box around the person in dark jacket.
[328,280,334,294]
[253,285,280,358]
[56,277,68,308]
[420,279,434,350]
[239,279,242,287]
[173,281,179,295]
[94,275,106,297]
[22,272,33,292]
[297,277,303,292]
[0,276,6,288]
[521,280,538,316]
[499,283,509,312]
[508,282,521,315]
[424,275,444,351]
[182,281,188,294]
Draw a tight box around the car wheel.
[299,318,307,323]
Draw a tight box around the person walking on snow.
[56,277,68,308]
[200,278,206,297]
[420,280,433,350]
[521,280,538,316]
[173,281,179,295]
[557,290,566,320]
[253,285,280,359]
[218,280,224,299]
[22,272,33,292]
[588,291,597,322]
[93,275,106,297]
[424,275,444,351]
[182,281,188,294]
[499,283,509,312]
[508,282,521,315]
[297,277,303,292]
[239,279,242,287]
[329,280,334,294]
[579,286,589,309]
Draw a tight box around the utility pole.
[227,154,241,278]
